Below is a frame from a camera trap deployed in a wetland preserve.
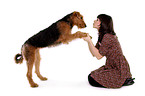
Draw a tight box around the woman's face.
[93,18,101,30]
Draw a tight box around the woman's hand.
[82,33,103,59]
[82,33,92,42]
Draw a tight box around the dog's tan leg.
[75,31,88,38]
[61,31,87,44]
[27,60,38,87]
[23,44,38,87]
[35,49,47,80]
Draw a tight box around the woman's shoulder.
[104,33,114,38]
[101,33,118,45]
[103,33,115,40]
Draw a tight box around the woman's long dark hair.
[96,14,116,49]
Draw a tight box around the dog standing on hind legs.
[14,11,87,87]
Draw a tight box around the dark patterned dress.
[90,33,132,88]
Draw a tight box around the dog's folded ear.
[73,11,80,17]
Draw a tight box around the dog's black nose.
[85,24,87,27]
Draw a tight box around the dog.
[14,11,87,87]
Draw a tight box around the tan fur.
[56,12,87,44]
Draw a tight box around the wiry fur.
[14,11,87,87]
[14,53,23,64]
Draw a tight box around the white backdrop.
[0,0,145,96]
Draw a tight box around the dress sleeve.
[99,34,112,56]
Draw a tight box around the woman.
[83,14,135,88]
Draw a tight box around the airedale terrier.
[14,11,87,87]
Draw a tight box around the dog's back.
[25,22,60,47]
[24,13,74,48]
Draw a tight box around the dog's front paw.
[81,32,88,37]
[76,31,87,38]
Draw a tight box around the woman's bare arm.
[83,34,103,60]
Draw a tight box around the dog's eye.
[80,17,83,19]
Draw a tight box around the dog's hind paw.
[41,77,48,81]
[31,83,39,88]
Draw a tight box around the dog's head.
[71,11,87,28]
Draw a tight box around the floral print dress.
[91,33,132,88]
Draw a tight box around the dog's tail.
[14,45,24,64]
[14,53,23,64]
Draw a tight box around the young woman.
[83,14,135,88]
